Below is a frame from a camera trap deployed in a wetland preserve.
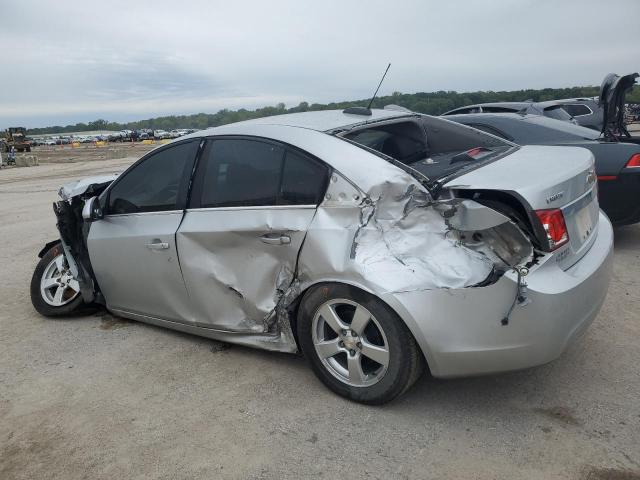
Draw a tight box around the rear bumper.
[598,169,640,225]
[387,211,614,378]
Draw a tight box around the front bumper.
[386,211,614,378]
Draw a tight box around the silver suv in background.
[442,99,605,129]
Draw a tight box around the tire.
[297,283,424,405]
[30,243,85,317]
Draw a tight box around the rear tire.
[297,283,424,405]
[30,243,85,317]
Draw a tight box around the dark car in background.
[446,112,640,225]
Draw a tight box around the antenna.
[343,63,392,116]
[367,63,391,111]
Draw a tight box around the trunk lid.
[443,145,599,270]
[600,72,639,139]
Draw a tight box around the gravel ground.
[0,157,639,480]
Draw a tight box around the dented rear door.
[177,137,329,333]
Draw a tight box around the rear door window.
[199,139,283,208]
[192,138,329,208]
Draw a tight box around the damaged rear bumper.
[386,211,614,378]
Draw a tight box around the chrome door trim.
[104,210,184,219]
[185,205,316,212]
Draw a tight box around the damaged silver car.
[30,108,614,404]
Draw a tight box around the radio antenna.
[366,63,391,111]
[343,63,392,116]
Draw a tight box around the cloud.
[1,0,638,128]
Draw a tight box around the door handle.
[260,233,291,245]
[145,241,169,250]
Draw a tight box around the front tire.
[297,283,424,405]
[30,243,84,317]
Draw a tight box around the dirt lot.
[0,150,639,480]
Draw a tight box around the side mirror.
[82,196,104,221]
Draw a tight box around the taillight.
[626,153,640,168]
[535,209,569,251]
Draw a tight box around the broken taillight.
[535,209,569,251]
[625,153,640,168]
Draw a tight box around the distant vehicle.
[3,127,32,152]
[550,98,603,130]
[108,133,124,142]
[443,100,579,125]
[445,112,640,225]
[153,129,170,140]
[169,130,181,139]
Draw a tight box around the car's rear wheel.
[30,244,85,317]
[297,283,424,404]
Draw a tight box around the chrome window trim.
[185,204,317,213]
[104,210,184,218]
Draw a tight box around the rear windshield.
[341,117,515,181]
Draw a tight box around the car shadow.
[613,223,640,251]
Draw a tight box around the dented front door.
[176,137,329,333]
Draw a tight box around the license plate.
[574,202,596,243]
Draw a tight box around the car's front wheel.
[297,283,424,405]
[30,243,85,317]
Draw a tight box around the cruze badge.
[546,191,564,204]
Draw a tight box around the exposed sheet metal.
[58,174,118,201]
[292,172,531,299]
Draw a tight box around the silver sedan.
[31,108,613,404]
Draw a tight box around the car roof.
[193,109,413,135]
[173,109,422,192]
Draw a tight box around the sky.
[1,0,638,129]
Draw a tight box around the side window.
[562,104,592,117]
[199,139,284,208]
[194,138,330,208]
[280,150,328,205]
[108,140,199,214]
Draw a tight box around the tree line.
[26,85,640,135]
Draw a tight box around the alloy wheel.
[312,298,390,387]
[40,253,81,307]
